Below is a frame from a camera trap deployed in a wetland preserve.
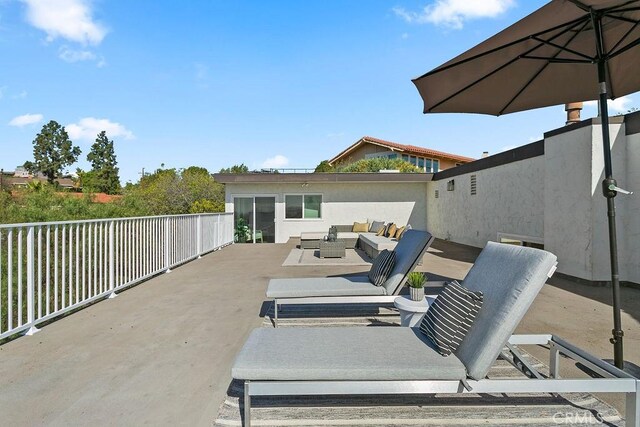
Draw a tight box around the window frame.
[284,193,323,220]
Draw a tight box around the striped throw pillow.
[419,280,483,356]
[368,249,396,286]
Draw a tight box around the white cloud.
[261,155,289,169]
[584,96,633,113]
[9,113,43,127]
[401,32,409,39]
[22,0,107,45]
[393,0,514,29]
[66,117,134,141]
[59,45,96,62]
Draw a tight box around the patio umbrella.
[412,0,640,369]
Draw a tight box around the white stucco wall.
[624,132,640,284]
[426,156,545,248]
[225,182,428,243]
[544,122,631,282]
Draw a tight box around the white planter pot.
[409,287,424,302]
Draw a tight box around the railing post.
[164,216,172,273]
[108,220,117,299]
[197,214,202,258]
[217,214,222,249]
[25,226,39,336]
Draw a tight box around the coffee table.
[319,240,346,258]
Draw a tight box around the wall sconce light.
[301,182,309,188]
[447,180,455,191]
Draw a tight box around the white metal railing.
[0,213,234,340]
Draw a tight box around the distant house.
[328,136,475,172]
[0,167,77,190]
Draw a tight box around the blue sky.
[1,0,637,183]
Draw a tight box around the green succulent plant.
[406,271,427,289]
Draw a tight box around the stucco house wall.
[426,115,638,285]
[224,181,428,243]
[426,154,545,248]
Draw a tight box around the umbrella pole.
[596,58,624,369]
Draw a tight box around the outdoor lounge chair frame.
[272,233,436,326]
[242,334,639,427]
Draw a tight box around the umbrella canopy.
[412,0,640,370]
[413,0,640,115]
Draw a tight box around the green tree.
[219,163,249,174]
[24,120,81,184]
[86,131,121,194]
[121,166,224,215]
[314,160,335,173]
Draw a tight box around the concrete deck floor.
[0,239,638,426]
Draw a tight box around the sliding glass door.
[233,196,275,243]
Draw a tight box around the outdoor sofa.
[267,229,434,326]
[233,243,639,426]
[299,221,407,257]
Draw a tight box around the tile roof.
[329,136,476,165]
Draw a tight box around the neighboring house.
[213,172,430,244]
[0,167,77,190]
[328,136,475,172]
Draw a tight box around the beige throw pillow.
[352,222,369,233]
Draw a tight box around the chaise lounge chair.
[267,229,435,326]
[233,243,639,426]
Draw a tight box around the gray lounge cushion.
[336,231,359,240]
[232,327,467,381]
[266,276,386,298]
[454,242,557,380]
[419,280,483,356]
[381,229,433,295]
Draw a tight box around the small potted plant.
[406,272,427,301]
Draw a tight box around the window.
[285,194,322,219]
[433,159,440,172]
[402,154,409,162]
[424,158,431,172]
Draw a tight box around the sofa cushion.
[384,223,396,237]
[337,231,359,240]
[375,226,385,236]
[359,233,399,251]
[352,222,369,233]
[419,280,483,356]
[368,249,396,286]
[395,226,406,239]
[369,220,385,233]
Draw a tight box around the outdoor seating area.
[0,236,638,425]
[299,220,412,258]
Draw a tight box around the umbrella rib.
[608,34,640,59]
[414,16,588,80]
[607,17,640,56]
[531,36,594,61]
[429,17,591,112]
[497,19,592,115]
[521,55,592,63]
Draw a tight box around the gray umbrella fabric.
[413,0,640,115]
[412,0,640,369]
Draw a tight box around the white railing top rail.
[0,212,233,229]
